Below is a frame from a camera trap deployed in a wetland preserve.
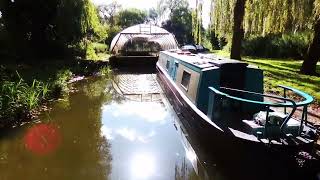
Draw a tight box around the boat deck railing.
[208,85,314,135]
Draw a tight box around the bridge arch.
[110,24,178,56]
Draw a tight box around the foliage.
[212,0,314,36]
[105,25,121,46]
[0,73,52,125]
[211,0,235,37]
[115,8,148,29]
[99,66,113,78]
[51,69,73,97]
[211,0,319,73]
[97,0,122,25]
[242,32,313,59]
[161,1,193,45]
[86,43,99,60]
[192,1,203,44]
[0,0,106,59]
[207,27,227,50]
[0,59,113,126]
[147,8,159,25]
[244,0,314,35]
[92,42,108,53]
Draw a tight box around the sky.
[92,0,212,28]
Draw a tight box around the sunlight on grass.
[212,50,320,104]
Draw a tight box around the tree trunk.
[301,19,320,75]
[230,0,246,60]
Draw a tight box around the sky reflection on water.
[101,100,196,179]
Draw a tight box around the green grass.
[212,50,320,105]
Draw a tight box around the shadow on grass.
[246,60,301,74]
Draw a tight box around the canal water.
[0,72,318,180]
[0,74,208,180]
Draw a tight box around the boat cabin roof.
[161,51,249,70]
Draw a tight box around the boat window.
[166,60,170,70]
[181,71,191,90]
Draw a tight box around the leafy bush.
[207,29,228,50]
[92,43,108,53]
[242,32,312,59]
[51,69,73,97]
[99,66,113,78]
[86,43,99,60]
[105,25,121,46]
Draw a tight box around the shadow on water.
[0,68,319,180]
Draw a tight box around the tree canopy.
[0,0,106,59]
[161,0,193,45]
[211,0,320,74]
[115,8,148,29]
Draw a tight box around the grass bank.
[212,50,320,105]
[0,59,112,127]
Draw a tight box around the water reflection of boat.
[156,50,319,158]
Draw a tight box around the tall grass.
[0,73,52,125]
[0,69,73,126]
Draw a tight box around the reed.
[0,72,54,124]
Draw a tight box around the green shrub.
[242,32,312,59]
[51,69,73,96]
[207,29,228,50]
[86,43,98,60]
[92,42,108,53]
[105,25,121,46]
[99,66,113,78]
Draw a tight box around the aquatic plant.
[99,66,113,78]
[0,73,53,125]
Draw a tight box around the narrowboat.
[156,50,319,156]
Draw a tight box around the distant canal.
[0,72,318,180]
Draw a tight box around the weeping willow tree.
[212,0,244,59]
[212,0,320,74]
[244,0,314,35]
[212,0,234,38]
[192,0,203,44]
[244,0,318,75]
[301,0,320,75]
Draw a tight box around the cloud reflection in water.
[130,152,156,179]
[101,101,167,143]
[103,101,167,123]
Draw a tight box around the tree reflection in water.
[0,77,116,180]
